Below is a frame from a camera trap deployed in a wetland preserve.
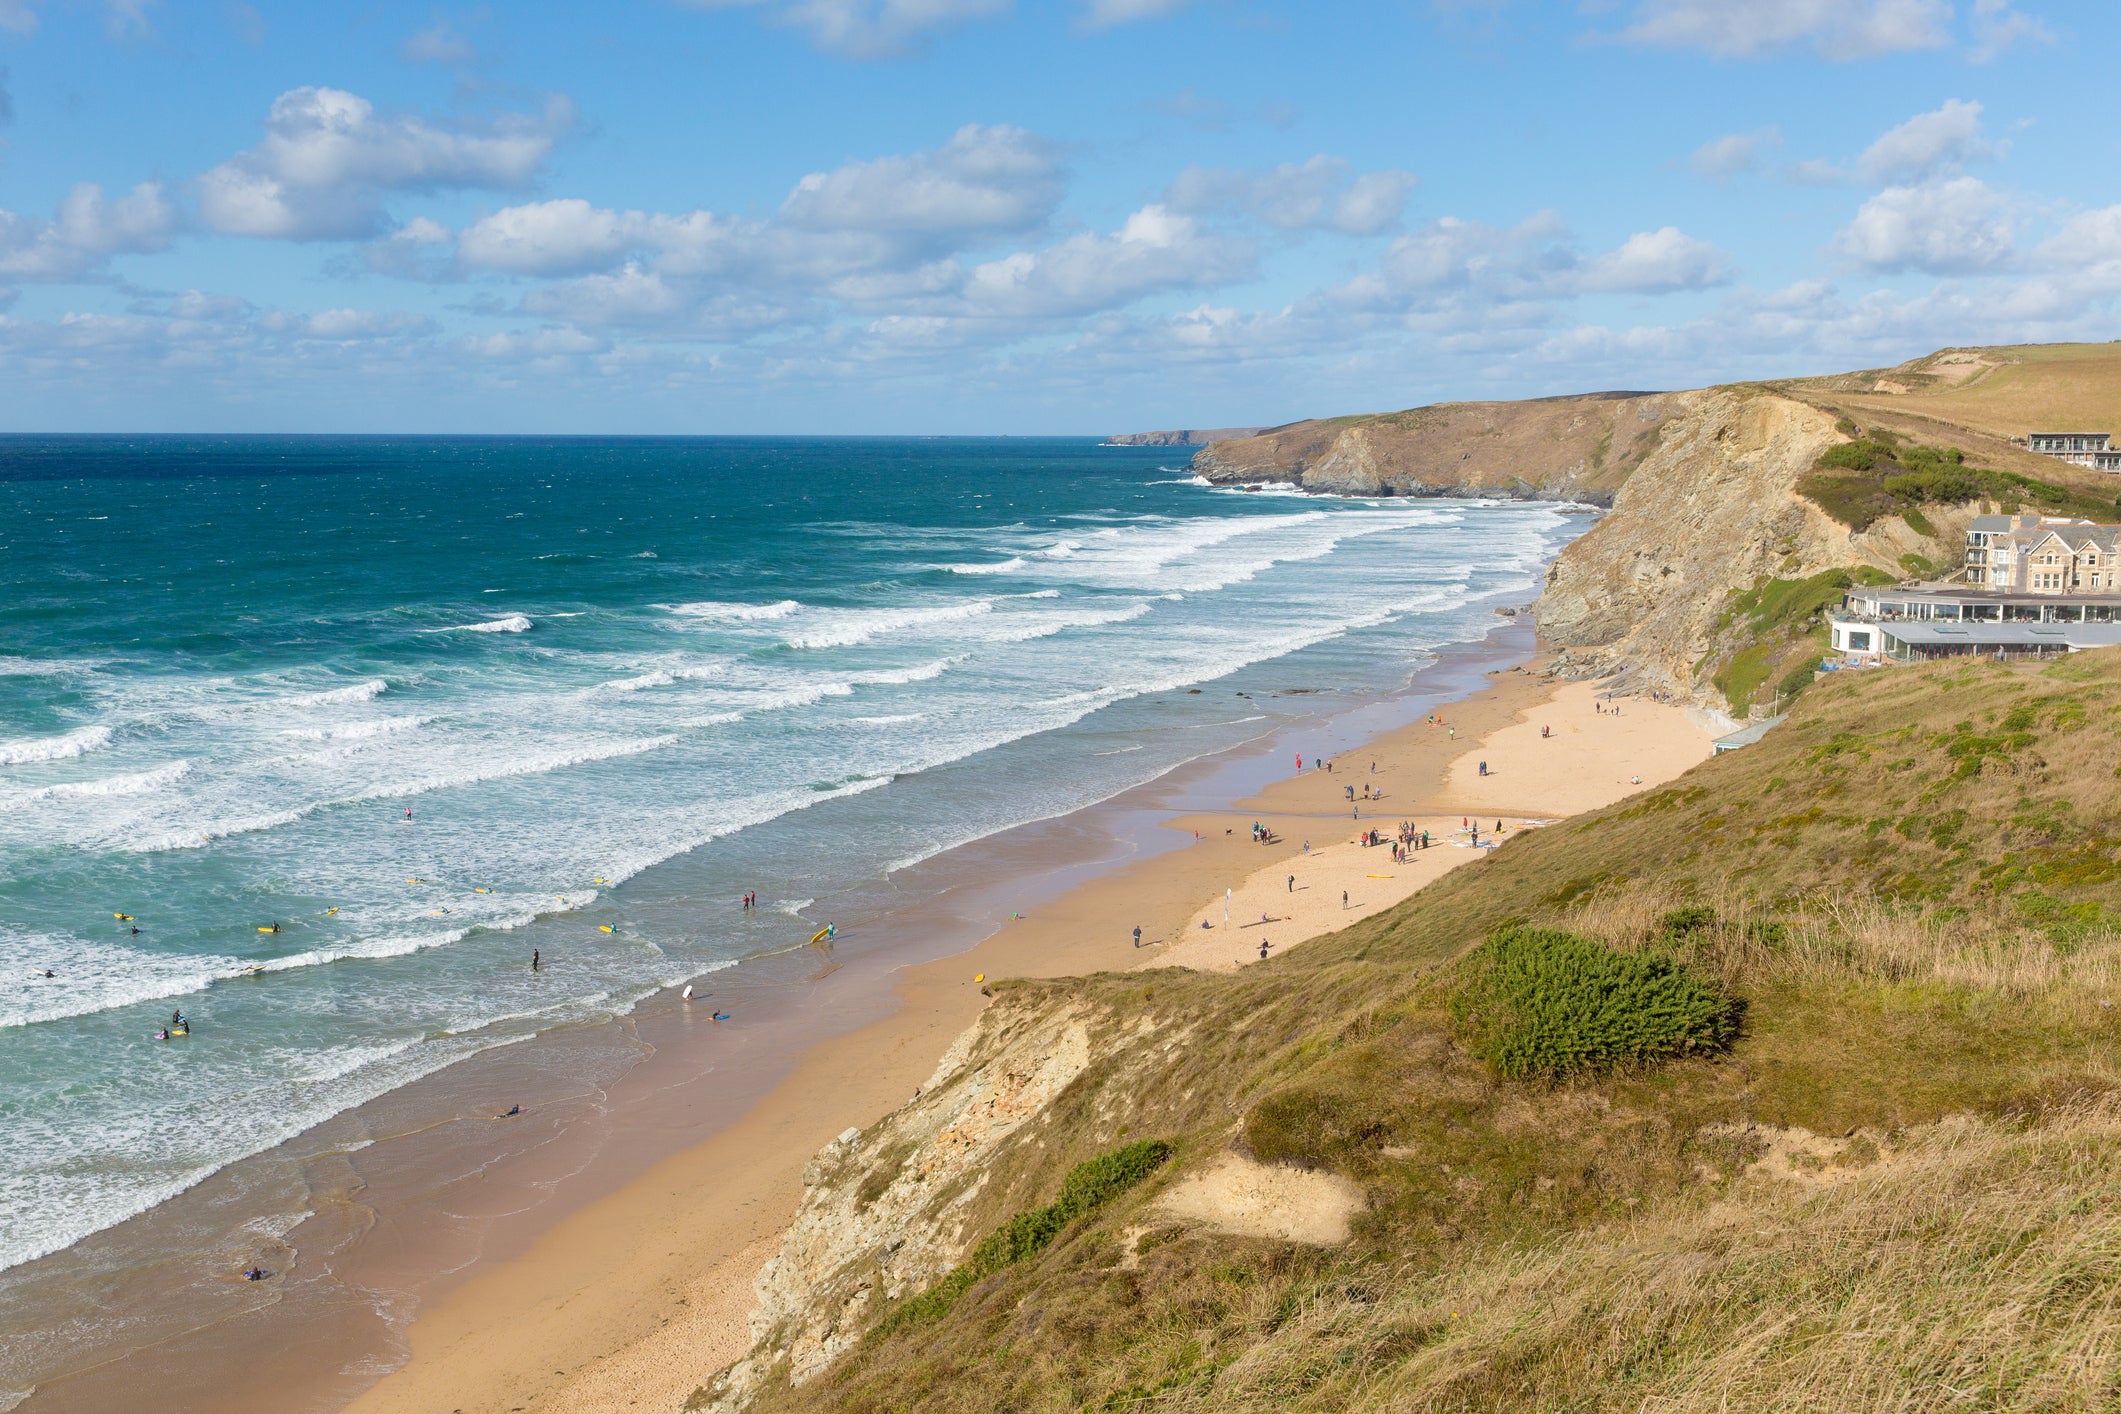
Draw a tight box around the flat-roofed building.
[2028,432,2113,458]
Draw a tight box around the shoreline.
[13,622,1547,1414]
[330,642,1717,1414]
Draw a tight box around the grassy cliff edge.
[698,646,2121,1413]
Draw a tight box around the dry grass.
[1827,343,2121,444]
[1187,1099,2121,1411]
[1566,883,2121,1004]
[734,651,2121,1413]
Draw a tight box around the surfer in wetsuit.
[531,948,541,972]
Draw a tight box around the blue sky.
[0,0,2114,432]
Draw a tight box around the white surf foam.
[281,715,428,742]
[665,599,800,622]
[281,680,388,708]
[780,600,994,649]
[431,614,532,634]
[16,760,191,801]
[0,724,114,765]
[938,556,1029,575]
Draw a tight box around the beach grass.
[722,647,2121,1412]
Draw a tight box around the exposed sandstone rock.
[698,994,1095,1409]
[1104,427,1267,447]
[1190,392,1673,503]
[1152,1151,1364,1245]
[1533,387,1972,706]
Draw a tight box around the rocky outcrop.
[697,993,1098,1410]
[1533,387,1970,703]
[1105,427,1268,447]
[1190,392,1672,503]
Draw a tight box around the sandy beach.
[334,660,1719,1414]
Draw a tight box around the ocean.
[0,435,1572,1351]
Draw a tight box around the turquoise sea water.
[0,435,1572,1278]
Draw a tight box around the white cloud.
[0,0,155,37]
[1857,99,1995,184]
[1689,128,1780,179]
[458,199,645,276]
[1165,156,1417,235]
[2036,206,2121,291]
[1081,0,1192,27]
[1345,211,1572,304]
[1611,0,1953,59]
[687,0,1009,58]
[522,262,688,326]
[198,86,572,240]
[955,205,1253,318]
[1836,176,2014,273]
[1577,227,1732,293]
[0,181,176,280]
[461,326,606,361]
[278,308,433,340]
[401,21,477,64]
[1971,0,2054,62]
[778,124,1060,239]
[164,289,251,322]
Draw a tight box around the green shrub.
[1801,436,2116,530]
[1450,926,1738,1081]
[1775,656,1824,702]
[1819,440,1884,471]
[1901,508,1937,539]
[1245,1085,1398,1169]
[872,1139,1173,1338]
[1715,643,1772,713]
[1656,905,1718,942]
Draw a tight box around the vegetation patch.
[1449,925,1738,1080]
[869,1139,1173,1340]
[1800,437,2114,531]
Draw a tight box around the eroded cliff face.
[1191,392,1672,503]
[1534,387,1969,704]
[699,993,1101,1410]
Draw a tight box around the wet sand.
[336,655,1719,1414]
[15,626,1534,1414]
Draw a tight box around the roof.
[1711,713,1786,753]
[1843,583,2121,604]
[1879,622,2121,648]
[1969,514,2104,532]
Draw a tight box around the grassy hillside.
[1792,342,2121,447]
[717,648,2121,1412]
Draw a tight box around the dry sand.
[339,665,1719,1414]
[1151,677,1715,973]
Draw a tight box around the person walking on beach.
[1341,889,1348,910]
[1287,874,1294,893]
[1132,926,1142,949]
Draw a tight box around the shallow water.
[0,436,1570,1379]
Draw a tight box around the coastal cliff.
[1189,391,1671,503]
[1532,386,1974,706]
[685,344,2121,1413]
[696,645,2121,1413]
[1104,427,1267,447]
